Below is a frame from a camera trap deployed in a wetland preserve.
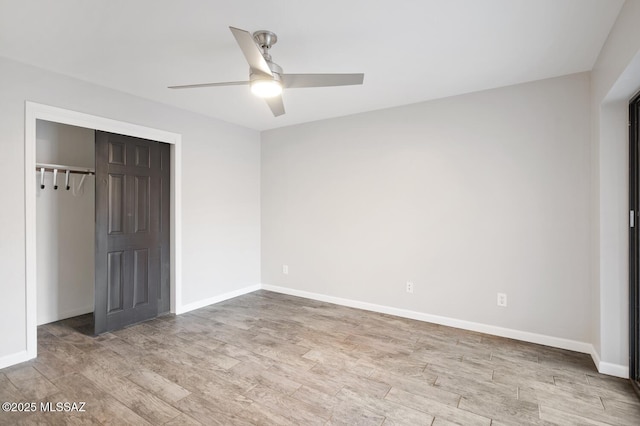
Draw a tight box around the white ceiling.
[0,0,624,131]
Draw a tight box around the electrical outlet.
[282,264,289,275]
[497,293,507,307]
[406,281,414,294]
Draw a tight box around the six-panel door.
[95,131,169,334]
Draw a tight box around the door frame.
[24,101,183,360]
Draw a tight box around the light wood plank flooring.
[1,290,639,425]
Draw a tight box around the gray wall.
[0,56,261,361]
[590,0,640,371]
[262,73,591,343]
[36,121,95,324]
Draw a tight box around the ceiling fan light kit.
[169,26,364,117]
[249,45,283,99]
[250,79,282,98]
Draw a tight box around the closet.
[36,120,95,326]
[35,120,171,334]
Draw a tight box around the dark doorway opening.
[629,92,640,397]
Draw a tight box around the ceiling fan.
[168,26,365,117]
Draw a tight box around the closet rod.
[35,162,95,175]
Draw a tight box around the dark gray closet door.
[95,131,170,334]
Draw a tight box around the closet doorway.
[35,125,171,335]
[25,102,183,360]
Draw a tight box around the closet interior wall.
[36,120,95,325]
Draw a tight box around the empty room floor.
[0,290,639,425]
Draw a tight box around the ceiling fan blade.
[229,26,273,77]
[264,95,285,117]
[168,81,249,89]
[282,73,364,89]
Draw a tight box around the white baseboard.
[262,284,631,379]
[598,362,629,378]
[0,350,33,370]
[261,284,596,354]
[177,284,262,314]
[37,306,94,326]
[590,346,629,378]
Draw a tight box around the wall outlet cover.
[497,292,507,307]
[406,281,414,294]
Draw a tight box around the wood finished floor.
[1,290,639,425]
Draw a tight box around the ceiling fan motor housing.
[249,36,283,85]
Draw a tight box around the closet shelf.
[36,162,95,175]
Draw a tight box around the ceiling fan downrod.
[253,30,277,61]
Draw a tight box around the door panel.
[134,176,150,233]
[108,141,126,165]
[107,251,124,313]
[108,174,125,234]
[135,145,150,167]
[133,249,149,307]
[95,131,170,334]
